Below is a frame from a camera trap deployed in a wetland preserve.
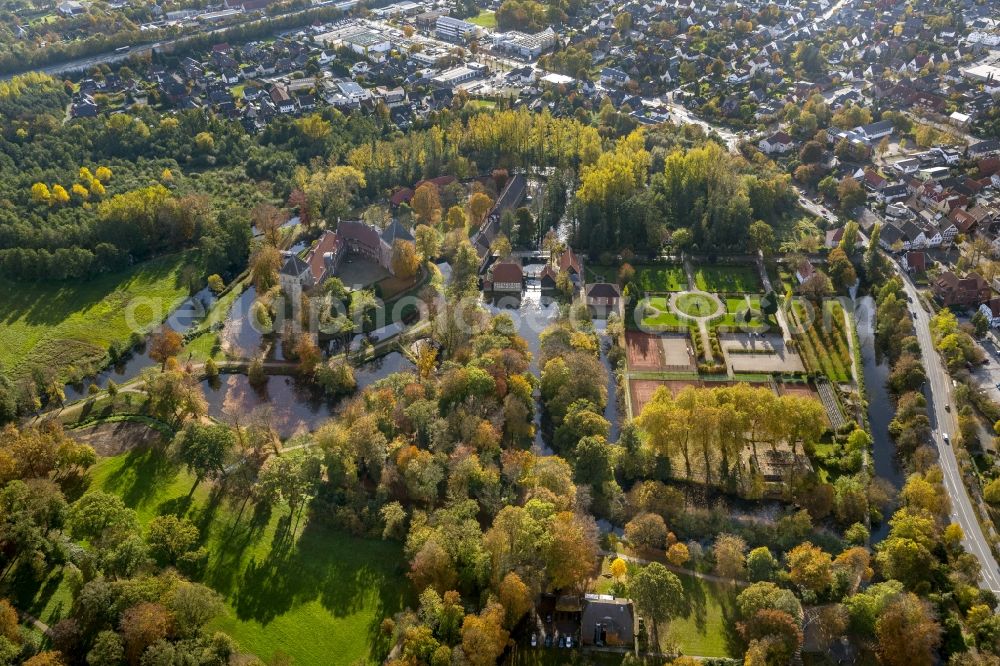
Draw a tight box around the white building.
[432,64,485,87]
[435,16,478,42]
[493,28,558,59]
[759,131,794,154]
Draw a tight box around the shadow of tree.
[204,500,409,662]
[101,445,180,509]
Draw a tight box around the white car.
[530,634,537,647]
[943,433,950,445]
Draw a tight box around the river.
[855,296,905,542]
[483,275,620,454]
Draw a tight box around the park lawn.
[665,572,737,658]
[0,252,198,381]
[640,297,684,328]
[85,448,410,665]
[465,99,497,110]
[642,311,685,328]
[593,555,736,658]
[182,330,224,362]
[469,9,497,27]
[589,264,687,292]
[635,265,688,292]
[694,266,761,293]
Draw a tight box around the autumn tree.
[544,511,598,591]
[148,326,183,370]
[391,240,420,279]
[468,192,493,228]
[415,224,442,260]
[667,542,690,567]
[713,533,747,580]
[786,541,833,596]
[498,572,532,629]
[120,602,171,664]
[837,177,865,211]
[412,182,442,226]
[446,205,467,231]
[251,244,282,293]
[875,593,941,666]
[460,602,508,666]
[625,512,668,551]
[251,203,288,247]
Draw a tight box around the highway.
[893,265,1000,594]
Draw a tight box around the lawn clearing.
[469,9,497,27]
[0,252,199,381]
[63,448,409,665]
[594,555,737,658]
[675,293,720,318]
[590,264,687,292]
[666,571,738,658]
[693,265,761,293]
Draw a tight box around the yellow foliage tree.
[95,166,112,182]
[71,183,90,200]
[30,182,51,205]
[51,184,70,205]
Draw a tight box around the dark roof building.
[581,595,635,648]
[381,219,414,244]
[932,271,990,307]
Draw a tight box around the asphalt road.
[893,264,1000,594]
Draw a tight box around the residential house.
[586,283,621,314]
[600,67,631,87]
[903,250,927,273]
[581,595,635,648]
[857,119,894,142]
[539,265,558,290]
[795,258,816,284]
[759,131,795,155]
[487,262,524,291]
[932,271,991,307]
[269,85,296,114]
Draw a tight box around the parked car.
[531,634,537,647]
[565,637,573,648]
[558,636,565,648]
[544,635,552,648]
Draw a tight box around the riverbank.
[0,251,200,383]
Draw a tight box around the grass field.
[469,9,497,27]
[639,297,686,328]
[718,296,762,328]
[590,264,688,292]
[593,555,737,658]
[693,265,761,293]
[675,293,718,318]
[15,447,409,665]
[0,252,198,381]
